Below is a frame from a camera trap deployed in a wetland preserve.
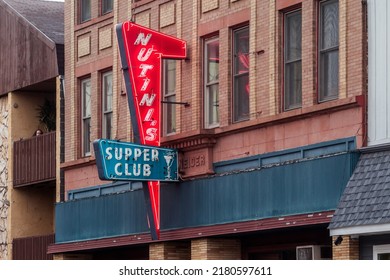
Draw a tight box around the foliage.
[36,98,56,132]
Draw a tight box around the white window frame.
[373,244,390,260]
[204,36,220,128]
[102,71,113,139]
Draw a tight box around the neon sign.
[116,22,187,239]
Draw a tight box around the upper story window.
[80,0,91,23]
[102,71,113,139]
[204,37,220,128]
[284,9,302,110]
[318,0,339,102]
[233,26,250,122]
[163,60,177,135]
[81,77,91,156]
[102,0,113,15]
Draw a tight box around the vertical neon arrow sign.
[116,22,187,240]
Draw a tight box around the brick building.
[0,0,64,259]
[49,0,366,259]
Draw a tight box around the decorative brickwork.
[191,238,241,260]
[159,1,175,28]
[332,235,359,260]
[201,0,219,14]
[77,35,91,58]
[99,27,112,51]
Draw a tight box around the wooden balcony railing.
[12,234,54,260]
[13,131,56,187]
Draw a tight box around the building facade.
[0,0,64,260]
[49,0,366,260]
[329,0,390,260]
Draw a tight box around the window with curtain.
[81,78,91,156]
[80,0,91,23]
[102,0,113,15]
[233,26,250,122]
[102,71,113,139]
[204,37,219,128]
[163,60,176,135]
[284,10,302,110]
[319,0,339,101]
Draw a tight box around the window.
[319,0,339,101]
[233,26,250,122]
[81,78,91,156]
[204,37,219,128]
[284,10,302,110]
[80,0,91,23]
[163,60,176,135]
[102,71,113,139]
[102,0,113,15]
[373,245,390,260]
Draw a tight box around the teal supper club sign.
[94,139,178,182]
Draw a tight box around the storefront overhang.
[48,210,334,254]
[54,149,359,245]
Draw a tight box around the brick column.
[332,235,359,260]
[149,241,191,260]
[191,238,241,260]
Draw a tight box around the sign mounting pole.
[116,22,187,240]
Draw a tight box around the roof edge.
[330,223,390,236]
[1,1,56,50]
[359,143,390,153]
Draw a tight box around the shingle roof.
[3,0,64,44]
[329,150,390,229]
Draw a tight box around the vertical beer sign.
[116,22,187,239]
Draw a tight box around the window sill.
[75,12,114,31]
[161,95,364,149]
[214,95,364,137]
[61,156,96,170]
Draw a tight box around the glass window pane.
[103,72,113,139]
[233,27,249,122]
[82,79,91,117]
[234,28,250,75]
[285,12,302,62]
[102,0,113,14]
[234,74,249,121]
[166,96,176,134]
[284,10,302,110]
[81,0,91,22]
[204,37,219,128]
[164,60,176,135]
[320,49,339,100]
[103,72,113,112]
[207,84,219,126]
[320,0,339,50]
[378,253,390,260]
[285,61,302,109]
[165,60,176,94]
[83,118,91,154]
[104,112,112,140]
[207,41,219,83]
